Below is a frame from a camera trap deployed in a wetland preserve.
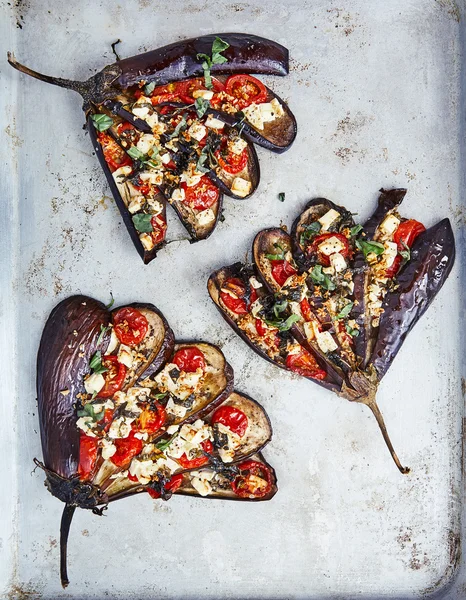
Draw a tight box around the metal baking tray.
[1,0,464,598]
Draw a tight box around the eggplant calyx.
[7,53,121,111]
[34,459,108,508]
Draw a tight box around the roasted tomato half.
[78,434,99,480]
[211,405,248,437]
[147,473,184,499]
[98,132,133,173]
[181,177,220,211]
[172,347,206,372]
[110,432,143,468]
[270,259,297,287]
[225,75,268,109]
[219,277,249,315]
[385,219,426,278]
[136,402,166,435]
[113,307,149,347]
[178,440,213,469]
[231,460,273,498]
[310,233,351,267]
[98,355,127,398]
[285,349,326,380]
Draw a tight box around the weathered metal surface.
[0,0,464,598]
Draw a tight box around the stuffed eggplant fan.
[37,295,276,587]
[8,33,297,263]
[208,188,455,474]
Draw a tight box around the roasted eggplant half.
[36,296,276,587]
[209,189,455,474]
[8,33,296,262]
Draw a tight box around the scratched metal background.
[0,0,465,598]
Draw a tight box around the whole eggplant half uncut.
[8,33,297,263]
[208,188,455,474]
[37,295,277,587]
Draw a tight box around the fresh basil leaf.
[345,323,360,337]
[212,37,230,55]
[266,253,283,261]
[156,433,178,451]
[399,240,410,263]
[153,392,168,400]
[132,213,154,233]
[196,152,210,174]
[170,116,187,139]
[278,192,285,202]
[335,301,354,320]
[273,300,288,317]
[350,224,363,237]
[265,313,300,332]
[89,351,108,375]
[96,324,109,346]
[310,265,336,291]
[356,239,385,258]
[195,97,210,118]
[90,113,114,132]
[78,403,105,422]
[127,146,146,160]
[144,81,156,95]
[106,293,114,309]
[144,158,161,169]
[299,221,321,245]
[212,53,228,65]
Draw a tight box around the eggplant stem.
[60,503,76,588]
[7,52,87,97]
[367,400,410,475]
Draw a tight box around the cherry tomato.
[113,307,149,347]
[225,74,268,109]
[178,440,213,469]
[255,318,267,337]
[215,143,248,175]
[132,179,151,196]
[147,473,184,499]
[181,177,220,211]
[286,350,326,380]
[78,434,99,480]
[385,219,426,278]
[300,298,314,322]
[148,81,192,105]
[117,122,136,134]
[270,260,297,287]
[211,405,248,437]
[310,233,351,267]
[98,355,127,398]
[151,214,167,245]
[220,278,248,315]
[151,92,189,106]
[172,347,206,372]
[110,432,143,468]
[231,460,273,498]
[136,402,166,435]
[98,132,133,173]
[99,408,114,434]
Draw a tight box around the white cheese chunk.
[228,137,248,156]
[84,373,105,395]
[270,98,285,117]
[380,214,400,236]
[249,276,263,289]
[165,398,188,419]
[139,233,155,251]
[303,321,315,342]
[108,416,135,439]
[318,236,345,256]
[243,103,264,130]
[129,459,159,485]
[76,417,96,436]
[136,134,156,155]
[380,241,398,269]
[192,89,214,100]
[160,152,171,164]
[117,344,134,369]
[191,476,212,496]
[106,328,119,355]
[188,122,207,142]
[191,469,215,481]
[171,188,185,202]
[318,209,340,231]
[101,439,117,460]
[315,330,338,354]
[197,208,215,226]
[145,113,159,129]
[250,299,263,317]
[128,197,145,214]
[146,198,164,215]
[329,252,347,273]
[231,177,252,197]
[166,425,180,435]
[132,105,150,118]
[259,102,277,124]
[204,115,225,130]
[140,171,163,185]
[112,165,132,183]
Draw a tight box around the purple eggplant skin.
[207,262,341,394]
[37,295,110,479]
[87,114,166,264]
[8,34,288,108]
[351,188,407,367]
[369,218,455,380]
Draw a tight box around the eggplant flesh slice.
[210,189,455,475]
[35,296,276,587]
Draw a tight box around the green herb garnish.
[195,97,210,118]
[310,265,336,291]
[196,152,210,174]
[90,113,114,132]
[273,300,288,318]
[170,115,187,139]
[77,402,105,422]
[96,324,109,346]
[356,239,385,259]
[399,241,410,263]
[197,36,230,89]
[144,81,156,95]
[350,224,363,237]
[156,433,179,451]
[89,350,108,375]
[127,146,146,160]
[345,323,360,337]
[106,293,115,309]
[299,221,321,245]
[132,213,154,233]
[265,243,286,261]
[265,313,300,332]
[278,192,285,202]
[335,301,354,320]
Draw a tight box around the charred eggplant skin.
[37,295,110,479]
[116,33,289,90]
[369,218,455,379]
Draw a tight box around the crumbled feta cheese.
[197,208,215,226]
[84,373,105,395]
[329,252,347,273]
[318,209,340,231]
[249,276,263,289]
[165,397,188,419]
[145,113,159,129]
[270,98,285,117]
[108,416,135,439]
[139,171,163,185]
[188,122,207,142]
[129,459,159,485]
[146,198,164,215]
[243,103,264,129]
[180,167,202,187]
[380,241,398,269]
[136,134,156,155]
[166,425,180,435]
[132,104,150,118]
[192,89,214,100]
[117,344,133,368]
[204,115,225,130]
[380,214,400,237]
[250,299,263,317]
[191,469,215,481]
[76,416,96,436]
[228,137,248,156]
[128,197,145,214]
[318,236,345,256]
[171,188,185,202]
[303,321,315,342]
[160,152,171,164]
[101,439,117,460]
[314,327,338,354]
[191,476,212,496]
[112,165,132,182]
[139,233,155,251]
[231,177,252,197]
